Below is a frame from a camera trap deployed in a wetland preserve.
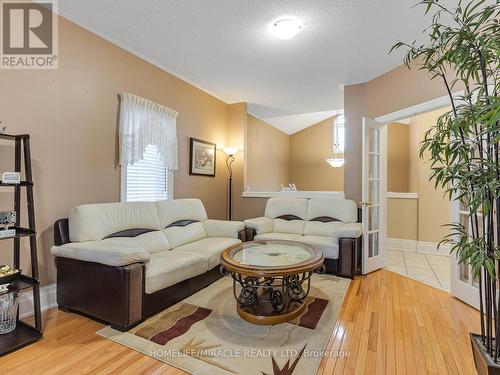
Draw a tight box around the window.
[121,144,171,202]
[334,114,345,153]
[118,93,178,202]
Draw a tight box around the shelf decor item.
[0,292,21,334]
[0,211,16,226]
[189,138,216,177]
[0,132,42,355]
[0,211,16,238]
[1,172,21,185]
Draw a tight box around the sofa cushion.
[203,220,244,239]
[244,217,274,235]
[51,241,150,266]
[175,237,241,269]
[273,218,305,235]
[300,235,339,259]
[264,197,308,220]
[145,250,207,294]
[156,199,208,228]
[164,222,207,249]
[254,233,302,242]
[306,197,358,223]
[304,221,343,237]
[336,222,363,238]
[69,202,161,242]
[103,230,170,254]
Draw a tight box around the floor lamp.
[223,147,239,220]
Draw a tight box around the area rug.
[97,274,350,375]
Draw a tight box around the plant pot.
[470,333,500,375]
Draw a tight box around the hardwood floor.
[0,269,480,374]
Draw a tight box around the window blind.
[125,144,167,202]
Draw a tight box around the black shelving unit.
[0,133,42,355]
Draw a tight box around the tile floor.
[385,249,451,291]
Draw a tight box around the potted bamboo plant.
[392,0,499,373]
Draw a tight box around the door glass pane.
[369,206,379,231]
[369,128,380,153]
[369,154,379,178]
[369,231,379,257]
[369,180,379,204]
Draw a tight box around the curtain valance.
[119,92,178,170]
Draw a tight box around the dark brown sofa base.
[56,257,223,331]
[56,257,144,331]
[143,266,222,318]
[54,218,246,331]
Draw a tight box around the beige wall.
[289,117,344,191]
[0,17,236,286]
[343,63,459,203]
[386,108,451,243]
[387,198,418,240]
[244,115,344,194]
[409,118,420,192]
[343,83,366,202]
[226,105,270,221]
[412,108,451,242]
[387,123,410,192]
[246,115,290,191]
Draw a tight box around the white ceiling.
[58,0,450,134]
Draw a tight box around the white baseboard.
[19,283,57,319]
[385,238,450,256]
[417,241,451,256]
[385,238,417,251]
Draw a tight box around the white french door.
[450,199,480,309]
[361,118,387,274]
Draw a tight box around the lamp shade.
[222,147,239,156]
[326,158,344,168]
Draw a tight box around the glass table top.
[230,241,315,267]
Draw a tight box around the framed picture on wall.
[189,138,216,177]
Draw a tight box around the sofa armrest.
[55,257,144,331]
[51,241,150,267]
[54,218,70,246]
[203,219,245,238]
[335,222,362,238]
[244,217,274,235]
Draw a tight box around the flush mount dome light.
[269,18,303,40]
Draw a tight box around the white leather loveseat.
[51,199,244,330]
[244,197,362,278]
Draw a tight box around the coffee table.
[220,240,324,325]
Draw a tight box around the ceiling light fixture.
[269,18,303,40]
[326,158,345,168]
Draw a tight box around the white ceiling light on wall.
[269,17,303,40]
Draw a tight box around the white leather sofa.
[51,199,244,330]
[244,197,362,277]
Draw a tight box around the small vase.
[0,291,21,334]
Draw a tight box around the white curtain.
[119,92,179,170]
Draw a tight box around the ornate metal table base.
[225,266,325,325]
[220,240,325,326]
